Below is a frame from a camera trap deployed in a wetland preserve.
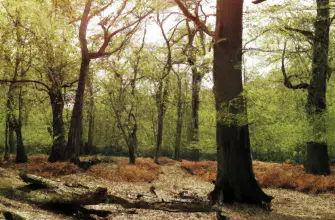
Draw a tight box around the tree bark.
[210,0,272,205]
[305,0,331,175]
[4,89,14,161]
[86,73,95,155]
[15,88,27,163]
[174,77,183,161]
[128,124,137,165]
[67,58,90,159]
[191,65,201,143]
[155,79,169,164]
[306,142,330,175]
[66,0,92,160]
[48,88,67,162]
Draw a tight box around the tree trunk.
[174,77,183,161]
[86,73,95,154]
[14,123,27,163]
[305,0,330,175]
[191,65,201,143]
[128,124,137,164]
[8,121,15,153]
[66,1,92,160]
[4,118,9,161]
[67,58,90,159]
[48,88,67,162]
[4,96,14,161]
[210,0,272,205]
[4,66,17,160]
[155,79,168,164]
[15,88,27,163]
[306,142,330,175]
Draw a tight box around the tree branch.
[284,27,314,43]
[281,42,309,90]
[173,0,214,37]
[62,80,78,88]
[252,0,267,4]
[0,79,51,91]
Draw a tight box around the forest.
[0,0,334,219]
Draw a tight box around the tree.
[153,12,184,163]
[106,31,147,164]
[0,0,79,162]
[66,0,153,160]
[271,0,331,174]
[174,0,272,205]
[304,0,331,175]
[0,4,31,163]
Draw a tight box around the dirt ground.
[0,157,334,219]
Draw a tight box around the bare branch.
[0,79,51,91]
[284,27,314,43]
[173,0,214,36]
[281,42,309,90]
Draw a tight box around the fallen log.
[19,173,108,206]
[17,173,225,216]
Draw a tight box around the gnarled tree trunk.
[48,88,67,162]
[305,0,330,175]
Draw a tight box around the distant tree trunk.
[15,88,27,163]
[8,121,15,154]
[128,122,137,164]
[4,117,9,161]
[191,66,201,143]
[210,0,272,205]
[185,23,203,145]
[48,88,67,162]
[155,79,169,164]
[174,77,183,161]
[305,0,330,175]
[86,73,95,154]
[4,87,14,161]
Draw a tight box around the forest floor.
[0,155,334,220]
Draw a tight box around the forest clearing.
[0,156,334,219]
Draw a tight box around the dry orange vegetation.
[0,155,160,182]
[1,155,334,194]
[178,159,335,194]
[86,157,160,182]
[0,155,80,178]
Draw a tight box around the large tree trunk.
[48,88,67,162]
[67,58,90,159]
[306,142,330,175]
[210,0,272,206]
[66,1,92,160]
[305,0,330,175]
